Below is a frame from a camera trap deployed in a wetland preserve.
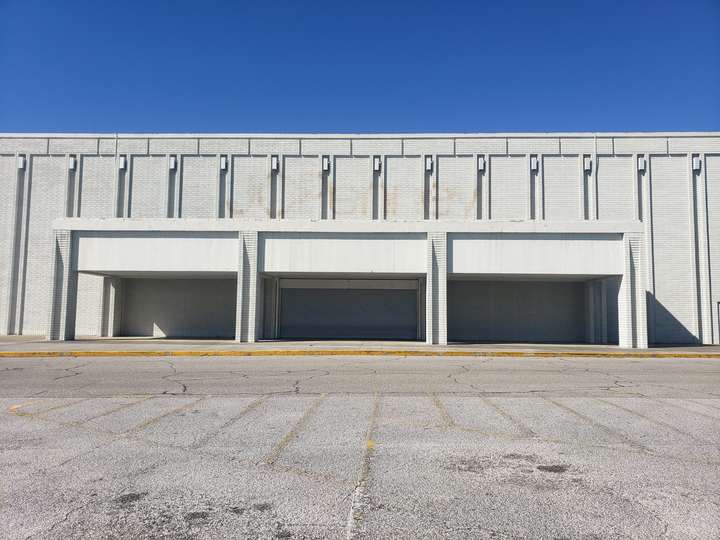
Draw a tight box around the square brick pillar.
[235,231,258,342]
[618,233,648,349]
[426,232,447,345]
[47,230,78,341]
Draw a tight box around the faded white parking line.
[263,394,327,465]
[345,393,381,540]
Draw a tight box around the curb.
[0,349,719,359]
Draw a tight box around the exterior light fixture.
[583,156,592,173]
[373,156,382,172]
[692,156,701,172]
[271,155,279,172]
[477,156,485,172]
[17,155,26,170]
[117,155,127,170]
[68,156,76,171]
[322,156,330,172]
[169,156,177,170]
[637,156,646,172]
[220,155,228,171]
[425,156,433,172]
[530,156,539,172]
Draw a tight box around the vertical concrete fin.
[619,233,648,348]
[236,231,258,342]
[426,232,447,345]
[1,160,24,335]
[694,154,713,344]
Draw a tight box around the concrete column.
[47,230,78,341]
[640,153,655,344]
[235,231,258,342]
[426,232,447,345]
[618,233,648,348]
[695,154,713,344]
[1,157,24,335]
[685,154,702,342]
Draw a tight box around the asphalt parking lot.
[1,352,719,539]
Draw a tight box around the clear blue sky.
[1,0,719,133]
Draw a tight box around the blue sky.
[1,0,718,133]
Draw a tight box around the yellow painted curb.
[0,349,718,359]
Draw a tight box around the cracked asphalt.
[1,353,719,539]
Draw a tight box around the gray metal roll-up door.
[278,280,419,340]
[448,280,586,343]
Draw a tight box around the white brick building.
[1,133,718,348]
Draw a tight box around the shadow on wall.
[647,292,699,345]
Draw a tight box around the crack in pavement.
[52,362,88,382]
[23,500,91,540]
[159,360,188,394]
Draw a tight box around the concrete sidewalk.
[1,335,719,358]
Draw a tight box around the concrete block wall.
[705,155,720,345]
[426,232,447,345]
[0,133,718,344]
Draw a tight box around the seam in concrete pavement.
[263,394,327,466]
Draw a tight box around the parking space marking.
[75,395,156,426]
[8,398,93,417]
[263,394,327,466]
[545,397,648,452]
[597,398,713,445]
[127,396,206,433]
[482,397,536,438]
[7,401,36,414]
[688,399,720,411]
[345,393,381,540]
[430,393,456,428]
[653,398,720,421]
[191,395,270,449]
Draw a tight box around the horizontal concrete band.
[3,132,720,155]
[1,349,718,359]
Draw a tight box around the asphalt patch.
[503,453,538,462]
[185,511,209,521]
[114,492,147,505]
[451,457,488,474]
[537,464,569,473]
